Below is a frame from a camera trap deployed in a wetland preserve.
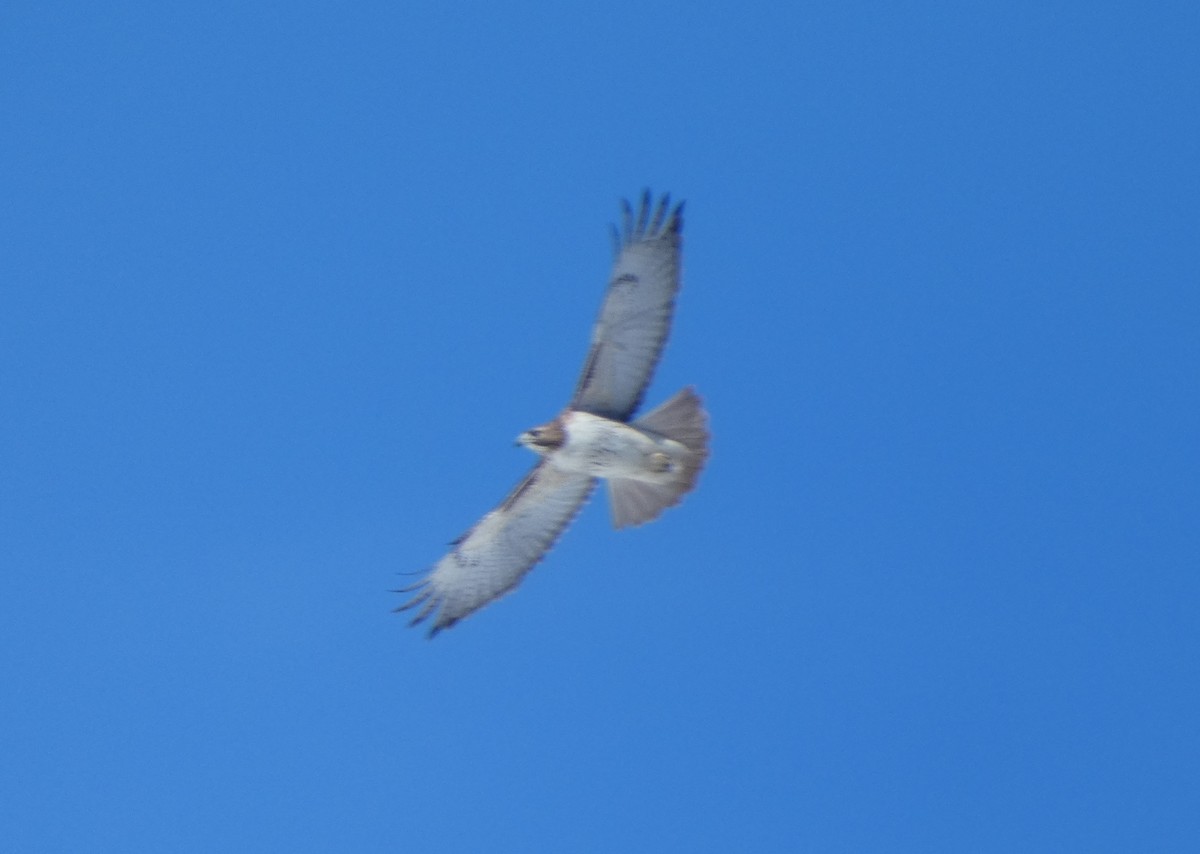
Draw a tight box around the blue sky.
[2,2,1197,851]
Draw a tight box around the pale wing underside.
[398,462,596,636]
[570,191,683,421]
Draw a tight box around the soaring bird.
[398,192,709,636]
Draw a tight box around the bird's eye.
[530,429,541,438]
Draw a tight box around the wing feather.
[397,462,595,637]
[570,191,684,421]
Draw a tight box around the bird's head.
[516,418,565,454]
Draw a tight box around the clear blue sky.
[2,2,1197,851]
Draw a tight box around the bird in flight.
[398,191,709,636]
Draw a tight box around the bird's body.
[398,191,708,636]
[524,411,687,482]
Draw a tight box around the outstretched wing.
[570,191,684,422]
[397,462,595,637]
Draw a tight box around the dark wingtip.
[669,199,685,233]
[636,188,652,234]
[394,578,428,597]
[426,612,460,639]
[615,190,684,241]
[649,193,670,233]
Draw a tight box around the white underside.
[550,411,688,482]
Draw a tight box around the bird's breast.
[552,411,679,481]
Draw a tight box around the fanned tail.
[608,387,710,528]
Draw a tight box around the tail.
[608,387,710,529]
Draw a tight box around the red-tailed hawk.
[398,192,709,636]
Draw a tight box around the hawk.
[398,191,709,636]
